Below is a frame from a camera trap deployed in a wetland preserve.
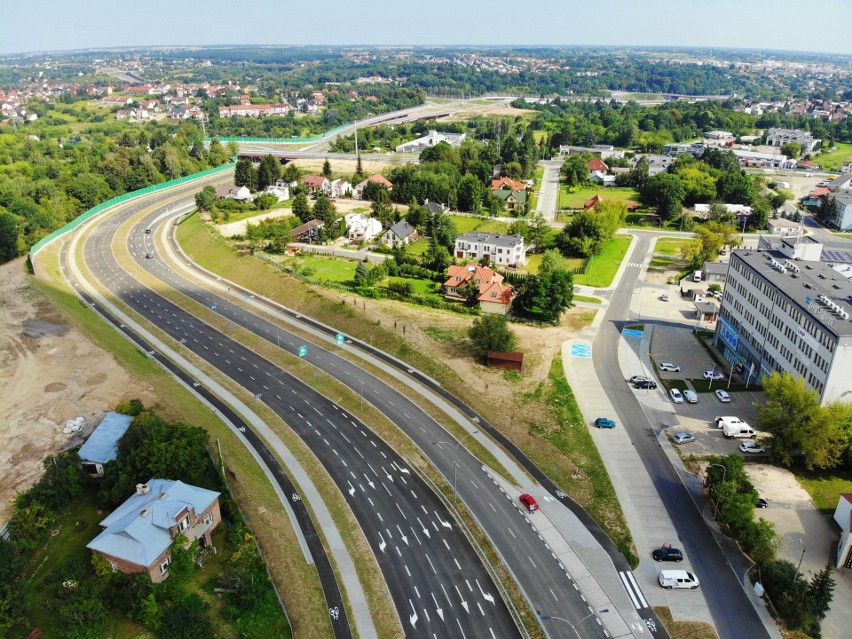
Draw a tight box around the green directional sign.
[336,333,345,345]
[298,345,308,357]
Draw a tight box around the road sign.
[622,328,643,337]
[336,333,345,345]
[298,345,308,357]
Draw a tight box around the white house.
[264,186,289,202]
[324,178,352,199]
[395,130,466,154]
[834,494,852,568]
[344,213,383,242]
[589,170,616,186]
[454,232,526,268]
[694,203,753,217]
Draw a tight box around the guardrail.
[205,123,352,145]
[28,163,235,259]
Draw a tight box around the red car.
[519,494,538,512]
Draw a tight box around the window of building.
[204,512,213,526]
[178,515,190,533]
[160,556,171,575]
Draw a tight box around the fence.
[28,163,236,259]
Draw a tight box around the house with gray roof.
[78,412,133,477]
[454,232,527,268]
[381,220,418,248]
[87,479,221,582]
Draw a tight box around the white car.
[660,362,681,372]
[669,388,684,404]
[683,390,698,404]
[715,389,731,402]
[704,370,725,380]
[740,441,766,454]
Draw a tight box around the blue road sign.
[622,328,643,337]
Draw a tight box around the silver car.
[660,362,681,372]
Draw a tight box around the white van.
[714,416,743,429]
[693,270,702,282]
[659,570,700,589]
[723,422,756,439]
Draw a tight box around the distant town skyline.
[3,0,852,57]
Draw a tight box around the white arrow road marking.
[431,592,444,621]
[409,600,418,628]
[363,474,375,489]
[417,516,431,539]
[378,532,386,553]
[436,512,452,529]
[455,585,469,613]
[398,464,410,475]
[348,481,355,496]
[397,525,409,546]
[476,580,495,604]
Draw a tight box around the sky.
[3,0,852,56]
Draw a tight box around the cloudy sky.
[3,0,851,56]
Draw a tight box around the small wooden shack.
[487,351,524,371]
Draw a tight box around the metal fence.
[28,163,236,259]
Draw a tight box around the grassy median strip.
[653,606,718,639]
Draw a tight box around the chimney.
[136,483,150,495]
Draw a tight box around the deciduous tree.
[468,314,517,362]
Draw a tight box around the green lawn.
[573,234,632,287]
[405,239,431,256]
[388,276,440,296]
[815,142,852,172]
[559,186,641,210]
[654,237,691,255]
[291,255,357,283]
[796,470,852,513]
[522,252,582,275]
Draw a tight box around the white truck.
[715,416,756,439]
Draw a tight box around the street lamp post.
[794,538,806,583]
[708,463,727,519]
[432,430,479,502]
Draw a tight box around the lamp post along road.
[708,463,727,519]
[432,430,479,502]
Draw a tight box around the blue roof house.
[77,412,133,477]
[87,479,221,582]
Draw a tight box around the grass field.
[815,142,852,172]
[388,276,441,296]
[654,237,691,255]
[448,215,509,235]
[405,238,431,256]
[287,254,358,284]
[573,234,632,287]
[796,470,852,513]
[559,186,641,210]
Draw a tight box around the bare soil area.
[0,258,153,525]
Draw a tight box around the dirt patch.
[0,258,154,525]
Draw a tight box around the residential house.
[802,186,831,207]
[423,199,449,214]
[454,232,526,268]
[702,261,729,284]
[556,144,625,160]
[797,160,821,171]
[303,175,330,194]
[841,161,852,174]
[381,220,418,248]
[589,170,616,186]
[492,189,527,212]
[214,185,252,202]
[491,177,525,191]
[354,174,393,200]
[263,185,289,202]
[767,217,802,235]
[77,412,133,477]
[443,265,515,315]
[587,158,609,174]
[290,219,324,243]
[344,213,383,242]
[87,479,221,583]
[324,178,352,199]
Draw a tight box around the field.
[448,214,509,234]
[286,254,358,284]
[559,186,641,210]
[654,237,691,255]
[573,235,632,287]
[815,142,852,172]
[796,469,852,513]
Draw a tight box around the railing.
[205,123,352,145]
[28,163,236,259]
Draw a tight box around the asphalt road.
[78,207,518,638]
[535,160,562,222]
[595,234,771,639]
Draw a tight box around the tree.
[257,155,280,191]
[322,159,332,179]
[281,162,301,185]
[0,210,21,262]
[426,244,452,273]
[353,155,366,184]
[291,192,312,223]
[370,187,395,226]
[468,314,517,362]
[234,158,255,190]
[354,261,369,286]
[534,249,574,323]
[643,173,685,220]
[807,565,836,621]
[626,155,650,190]
[456,173,483,213]
[503,161,523,180]
[716,171,757,205]
[426,212,457,251]
[780,142,801,159]
[528,214,549,252]
[681,221,738,267]
[560,153,591,189]
[558,201,625,257]
[194,186,216,212]
[757,371,823,467]
[313,195,338,226]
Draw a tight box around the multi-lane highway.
[59,177,643,638]
[74,194,519,638]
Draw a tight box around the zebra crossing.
[618,570,649,610]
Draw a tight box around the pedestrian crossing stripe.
[570,343,592,358]
[619,571,649,610]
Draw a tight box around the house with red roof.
[303,175,330,193]
[587,158,609,173]
[354,174,394,199]
[443,265,515,315]
[491,177,526,191]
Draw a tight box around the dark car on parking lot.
[633,379,657,390]
[652,544,684,562]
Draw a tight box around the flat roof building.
[714,240,852,403]
[78,412,133,477]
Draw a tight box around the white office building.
[714,238,852,404]
[395,130,466,154]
